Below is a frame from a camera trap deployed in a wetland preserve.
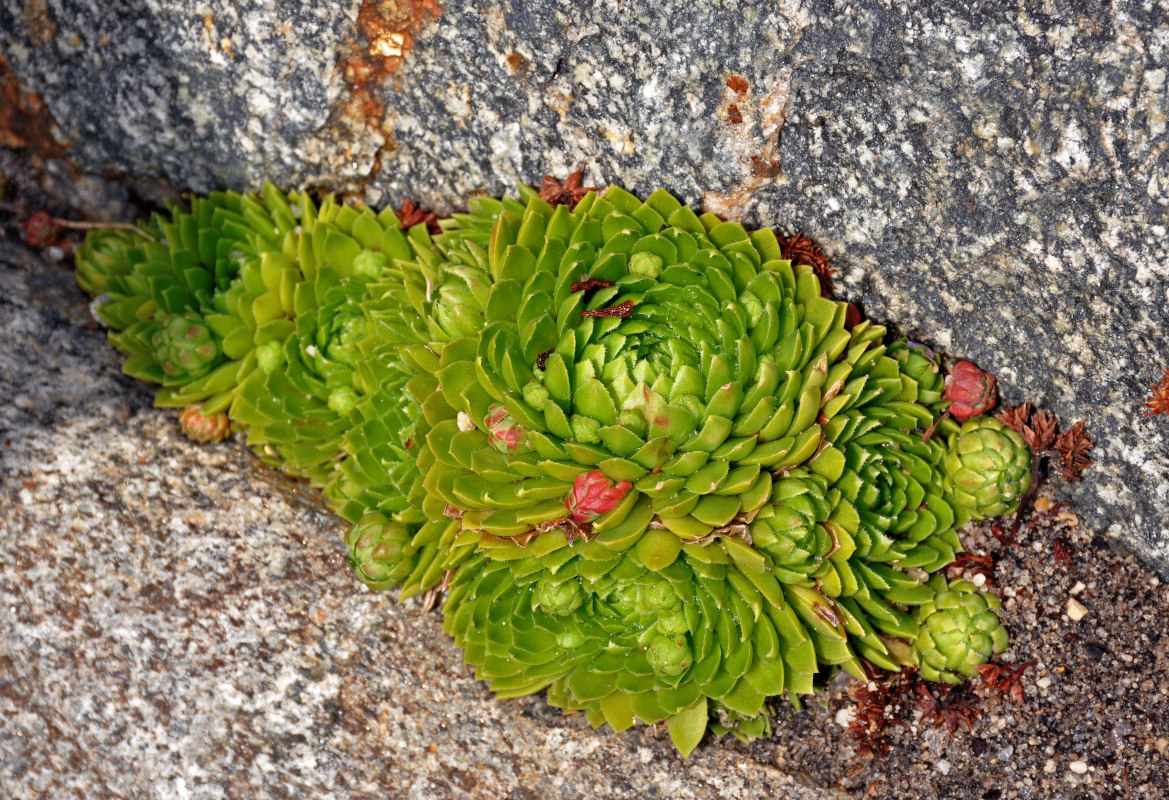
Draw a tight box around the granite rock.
[0,2,1166,568]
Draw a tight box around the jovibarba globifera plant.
[75,180,1030,756]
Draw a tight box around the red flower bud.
[22,211,60,249]
[485,404,528,452]
[945,360,997,422]
[566,470,632,522]
[178,404,231,444]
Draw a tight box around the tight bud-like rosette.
[346,512,418,590]
[153,312,222,382]
[22,211,60,248]
[485,404,531,453]
[912,575,1009,683]
[178,404,231,443]
[945,360,997,421]
[566,470,632,522]
[943,417,1032,520]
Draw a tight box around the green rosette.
[912,575,1009,683]
[346,511,419,590]
[230,196,423,484]
[942,416,1032,521]
[423,185,988,753]
[76,184,315,416]
[886,339,948,414]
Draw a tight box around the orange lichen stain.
[330,0,444,181]
[506,52,530,75]
[725,74,749,95]
[0,54,65,156]
[21,0,56,48]
[353,0,443,77]
[703,75,791,220]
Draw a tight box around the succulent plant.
[73,181,1036,757]
[887,340,946,413]
[943,416,1032,520]
[178,403,231,443]
[945,360,997,422]
[912,575,1009,683]
[22,211,60,248]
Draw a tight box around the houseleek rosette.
[912,574,1009,683]
[403,184,1022,754]
[79,186,308,413]
[73,181,1034,758]
[943,416,1032,521]
[229,198,424,484]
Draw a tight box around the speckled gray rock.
[1,0,1167,573]
[0,246,844,798]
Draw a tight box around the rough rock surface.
[2,1,1164,573]
[4,243,1169,798]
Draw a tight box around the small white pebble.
[1067,598,1088,621]
[1070,581,1086,595]
[1032,540,1044,552]
[456,412,475,431]
[972,573,987,587]
[1155,737,1168,755]
[637,747,653,764]
[835,706,856,729]
[1044,759,1057,773]
[936,758,951,775]
[1037,676,1052,690]
[1069,760,1088,774]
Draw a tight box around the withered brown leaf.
[779,231,837,298]
[1052,421,1094,482]
[398,199,440,234]
[539,167,599,210]
[995,403,1033,435]
[976,659,1037,704]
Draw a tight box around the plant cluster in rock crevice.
[72,176,1052,757]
